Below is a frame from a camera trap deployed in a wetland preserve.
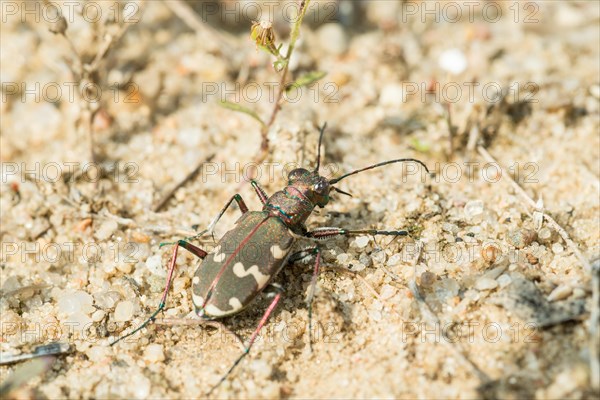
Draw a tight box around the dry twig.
[50,0,146,163]
[153,154,216,212]
[163,0,237,53]
[477,145,591,273]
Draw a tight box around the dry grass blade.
[477,146,591,273]
[325,265,382,301]
[154,318,244,351]
[0,357,56,397]
[164,0,237,52]
[153,154,216,212]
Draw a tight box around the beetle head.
[287,168,331,207]
[289,123,429,208]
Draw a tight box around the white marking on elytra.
[212,245,226,262]
[205,304,228,317]
[233,262,270,287]
[192,276,200,285]
[192,293,204,307]
[229,297,243,310]
[270,244,287,259]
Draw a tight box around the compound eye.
[313,181,328,194]
[288,168,308,182]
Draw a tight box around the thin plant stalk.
[258,0,312,160]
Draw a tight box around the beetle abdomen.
[192,211,295,318]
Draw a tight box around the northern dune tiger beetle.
[111,124,429,395]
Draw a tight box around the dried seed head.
[251,20,276,49]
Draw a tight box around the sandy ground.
[1,1,599,399]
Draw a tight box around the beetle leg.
[303,227,408,240]
[110,240,207,345]
[175,194,250,245]
[207,284,284,396]
[288,246,322,352]
[163,194,251,246]
[203,194,250,239]
[250,179,270,205]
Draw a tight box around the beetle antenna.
[329,158,429,184]
[332,187,353,197]
[314,122,327,172]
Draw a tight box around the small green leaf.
[219,101,265,128]
[410,137,431,153]
[286,71,327,92]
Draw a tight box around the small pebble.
[317,23,348,56]
[420,271,436,288]
[388,253,402,266]
[497,274,512,288]
[483,266,507,280]
[64,312,93,331]
[132,374,151,398]
[571,288,586,299]
[434,278,460,302]
[2,276,20,292]
[538,227,552,240]
[552,243,564,254]
[508,229,537,249]
[116,261,134,274]
[92,309,106,322]
[368,309,382,321]
[475,277,498,291]
[349,262,366,272]
[250,359,272,380]
[144,343,165,363]
[358,253,372,268]
[464,289,480,301]
[354,236,370,248]
[547,284,573,302]
[95,291,120,310]
[131,230,151,243]
[336,253,351,265]
[95,220,119,241]
[545,363,589,398]
[58,291,94,315]
[439,48,468,75]
[464,200,484,220]
[146,254,166,277]
[86,345,110,362]
[442,223,459,234]
[114,300,135,322]
[371,300,383,311]
[379,84,404,108]
[380,284,397,300]
[371,250,387,264]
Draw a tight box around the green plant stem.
[258,0,311,157]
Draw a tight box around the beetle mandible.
[111,124,429,395]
